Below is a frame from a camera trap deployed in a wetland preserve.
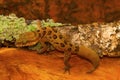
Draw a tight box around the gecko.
[15,22,100,73]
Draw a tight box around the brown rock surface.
[0,0,120,24]
[0,48,120,80]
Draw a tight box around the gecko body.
[15,23,100,73]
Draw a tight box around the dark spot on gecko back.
[45,42,51,45]
[37,30,40,32]
[64,40,67,45]
[52,28,57,33]
[53,34,57,39]
[68,48,72,51]
[69,43,73,47]
[39,33,41,37]
[75,46,79,52]
[60,43,65,47]
[54,42,59,44]
[43,31,46,35]
[41,31,46,38]
[47,30,52,35]
[42,27,46,30]
[49,36,52,39]
[59,35,63,39]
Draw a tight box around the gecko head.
[15,31,39,47]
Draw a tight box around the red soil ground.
[0,48,120,80]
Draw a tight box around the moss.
[41,19,69,27]
[0,13,64,51]
[0,13,38,43]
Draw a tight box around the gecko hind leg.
[63,52,71,74]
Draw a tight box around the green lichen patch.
[41,19,71,27]
[0,13,38,43]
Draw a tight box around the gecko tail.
[76,45,100,73]
[86,62,99,73]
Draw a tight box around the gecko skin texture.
[15,25,100,73]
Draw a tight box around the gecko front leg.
[64,52,71,74]
[37,41,54,54]
[37,42,48,54]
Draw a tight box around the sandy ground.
[0,48,120,80]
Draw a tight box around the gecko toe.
[63,65,71,74]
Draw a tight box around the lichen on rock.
[76,21,120,57]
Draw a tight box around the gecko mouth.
[15,40,38,47]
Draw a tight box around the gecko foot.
[63,65,71,74]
